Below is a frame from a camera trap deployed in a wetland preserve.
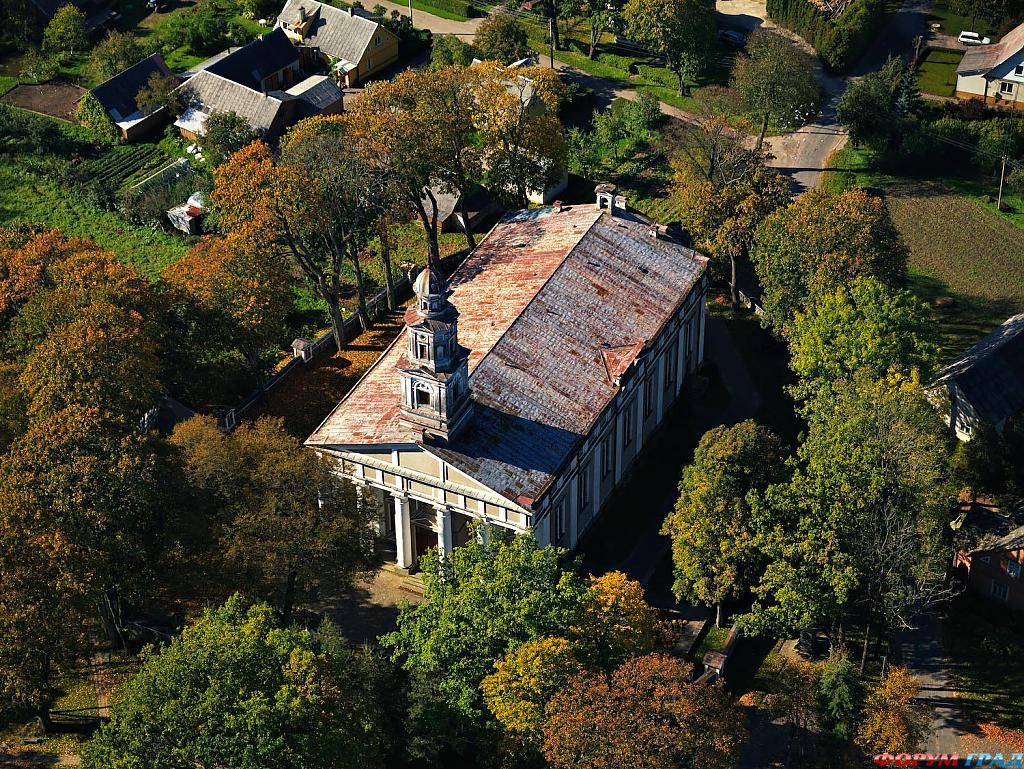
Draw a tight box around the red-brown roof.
[307,204,708,505]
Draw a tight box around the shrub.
[76,91,120,145]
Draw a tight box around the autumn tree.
[474,10,530,63]
[43,4,86,59]
[733,29,819,150]
[623,0,714,96]
[197,110,255,167]
[675,164,789,306]
[20,302,161,425]
[481,636,583,745]
[83,598,392,769]
[581,570,658,665]
[213,128,382,348]
[0,362,26,451]
[856,667,929,753]
[743,374,955,666]
[786,275,939,408]
[89,30,144,82]
[751,187,908,334]
[0,406,164,723]
[169,415,375,625]
[663,421,786,626]
[760,655,821,765]
[163,233,291,378]
[473,62,567,208]
[543,654,747,769]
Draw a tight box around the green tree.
[382,534,590,756]
[950,421,1006,502]
[474,10,530,63]
[744,374,955,666]
[43,4,87,59]
[837,57,919,151]
[751,187,908,334]
[169,415,376,625]
[733,29,819,150]
[83,597,389,769]
[76,90,120,143]
[89,30,145,82]
[135,70,182,116]
[430,34,474,69]
[817,647,864,742]
[623,0,714,96]
[786,275,939,407]
[197,110,255,167]
[19,47,59,83]
[663,421,786,626]
[543,654,747,769]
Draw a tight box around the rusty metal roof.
[307,204,708,505]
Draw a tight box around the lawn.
[942,594,1024,730]
[826,144,1024,357]
[928,0,1001,39]
[917,48,963,98]
[407,0,473,21]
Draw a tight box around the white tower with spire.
[398,266,472,441]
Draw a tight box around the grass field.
[943,594,1024,730]
[928,0,1001,38]
[826,144,1024,357]
[917,48,963,97]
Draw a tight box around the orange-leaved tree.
[856,666,930,753]
[580,570,658,666]
[542,653,747,769]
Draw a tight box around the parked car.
[718,29,747,47]
[959,30,992,45]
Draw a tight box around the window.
[416,336,430,361]
[579,462,592,512]
[1001,80,1014,95]
[600,436,612,478]
[549,496,568,544]
[367,57,374,71]
[1009,560,1021,579]
[375,34,381,47]
[414,384,431,408]
[623,399,634,448]
[1017,63,1024,76]
[992,580,1009,601]
[980,554,992,564]
[644,374,655,417]
[664,344,677,393]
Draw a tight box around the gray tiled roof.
[174,70,293,135]
[957,21,1024,74]
[276,0,380,64]
[934,312,1024,426]
[284,74,344,114]
[308,205,709,506]
[206,28,299,90]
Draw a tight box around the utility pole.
[408,0,413,20]
[549,16,555,69]
[998,153,1008,211]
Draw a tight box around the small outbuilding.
[89,53,176,142]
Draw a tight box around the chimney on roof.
[595,183,616,214]
[348,5,355,14]
[553,200,563,212]
[298,4,306,19]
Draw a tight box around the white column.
[392,494,413,570]
[476,519,490,546]
[436,505,453,558]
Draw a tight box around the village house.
[275,0,400,88]
[927,312,1024,441]
[173,28,344,140]
[306,191,709,570]
[89,53,176,142]
[956,22,1024,108]
[955,508,1024,610]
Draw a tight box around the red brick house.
[955,508,1024,610]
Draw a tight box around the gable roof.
[90,53,174,125]
[276,0,384,65]
[933,312,1024,425]
[284,74,344,115]
[205,28,299,90]
[957,21,1024,75]
[174,70,293,135]
[307,204,709,506]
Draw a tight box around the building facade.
[306,196,709,570]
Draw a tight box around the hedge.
[766,0,889,72]
[76,91,120,145]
